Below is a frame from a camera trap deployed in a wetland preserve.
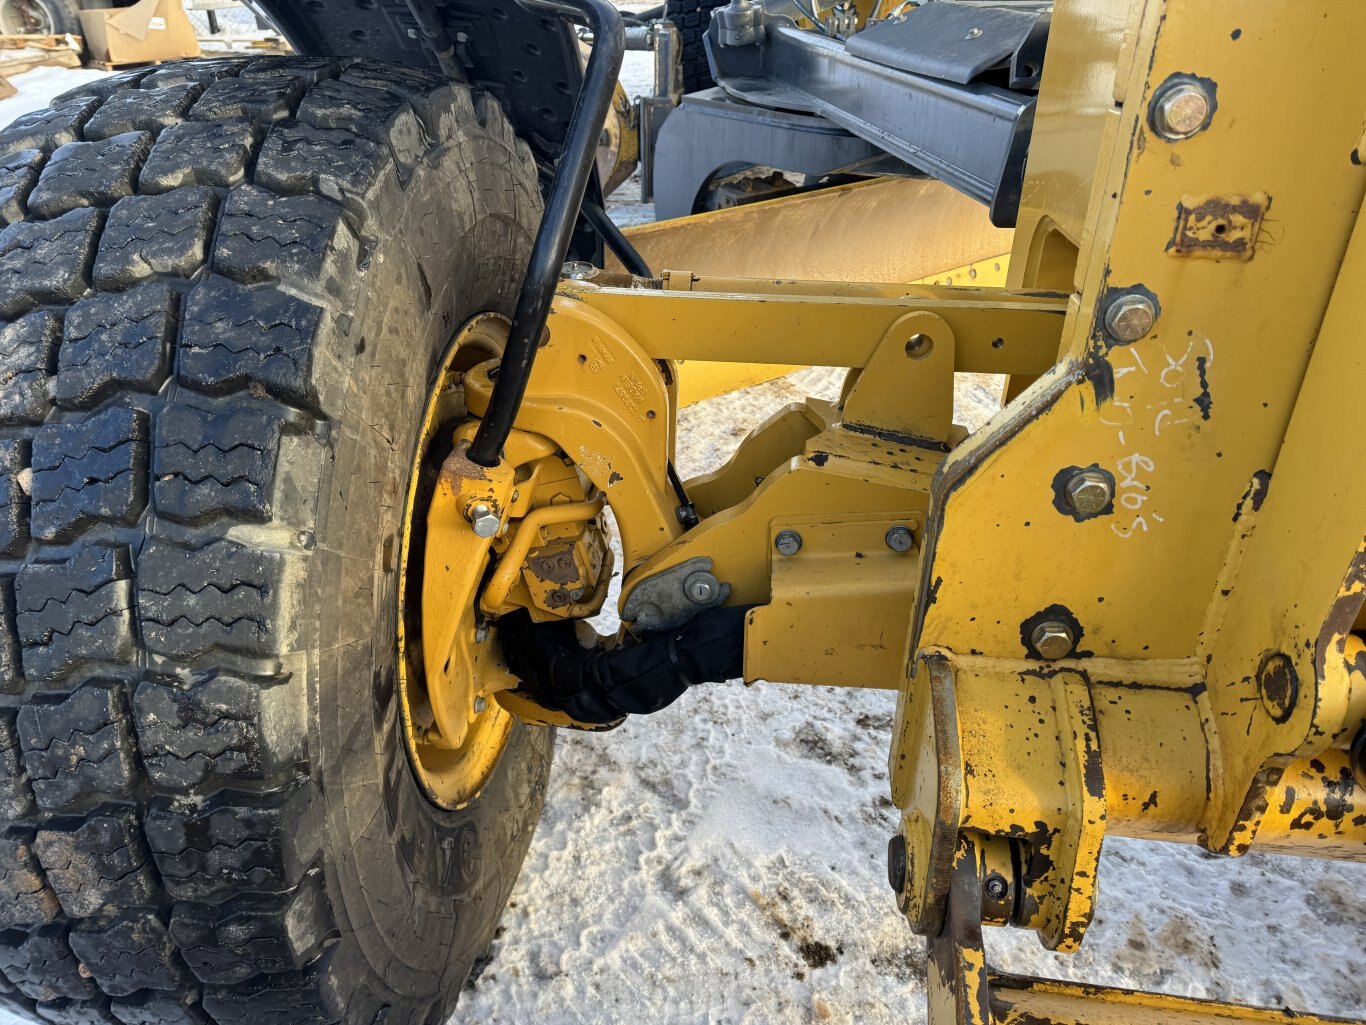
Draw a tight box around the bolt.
[774,529,803,557]
[1152,80,1212,140]
[886,834,908,894]
[473,695,488,714]
[1064,470,1113,516]
[1103,292,1157,342]
[1031,620,1075,660]
[983,873,1009,902]
[468,502,500,538]
[474,623,489,643]
[683,570,719,604]
[885,525,914,552]
[569,587,585,601]
[1257,651,1298,723]
[561,260,598,280]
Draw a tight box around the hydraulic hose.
[468,0,626,467]
[400,0,463,80]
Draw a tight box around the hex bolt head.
[1031,620,1076,660]
[683,570,720,604]
[473,695,488,714]
[885,525,915,552]
[774,529,803,557]
[983,873,1010,902]
[1153,80,1212,140]
[474,623,489,644]
[1064,470,1113,516]
[468,502,500,538]
[1104,293,1157,342]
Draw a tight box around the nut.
[683,570,720,604]
[774,529,803,557]
[473,695,488,714]
[885,525,914,552]
[983,873,1010,902]
[1064,470,1113,516]
[468,502,500,538]
[1104,293,1157,342]
[1152,80,1211,140]
[1031,620,1075,660]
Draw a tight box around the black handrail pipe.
[468,0,625,467]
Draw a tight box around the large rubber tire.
[0,0,79,36]
[0,56,552,1025]
[665,0,730,93]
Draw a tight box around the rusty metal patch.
[1168,192,1269,260]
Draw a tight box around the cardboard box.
[79,0,200,65]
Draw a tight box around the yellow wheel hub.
[396,314,519,810]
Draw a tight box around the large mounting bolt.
[1104,292,1157,342]
[1152,79,1213,140]
[1064,470,1113,516]
[1256,651,1299,723]
[468,502,500,538]
[774,529,803,557]
[983,873,1010,902]
[683,570,720,604]
[885,525,914,552]
[1031,620,1076,661]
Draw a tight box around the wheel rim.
[0,0,55,34]
[397,315,517,810]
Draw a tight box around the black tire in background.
[0,55,552,1025]
[664,0,730,93]
[0,0,79,35]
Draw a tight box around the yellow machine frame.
[413,1,1366,1021]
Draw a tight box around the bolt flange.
[1152,79,1213,140]
[1064,470,1113,516]
[885,525,914,552]
[1104,292,1157,342]
[1031,620,1076,661]
[683,570,720,604]
[774,529,803,557]
[468,501,501,538]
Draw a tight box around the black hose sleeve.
[499,605,750,724]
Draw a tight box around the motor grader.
[0,0,1359,1023]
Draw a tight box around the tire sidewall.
[302,120,552,1016]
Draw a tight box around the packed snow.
[0,23,1362,1025]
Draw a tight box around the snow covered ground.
[0,24,1363,1025]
